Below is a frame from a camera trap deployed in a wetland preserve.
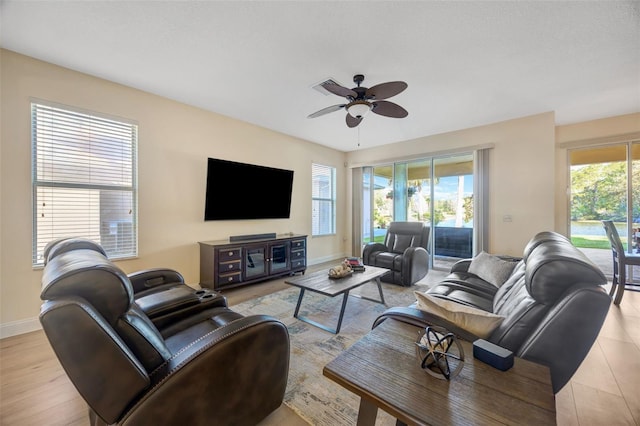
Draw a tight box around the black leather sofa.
[362,221,430,286]
[39,242,290,425]
[373,231,611,393]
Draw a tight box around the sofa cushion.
[468,251,517,288]
[427,274,496,312]
[371,252,401,270]
[414,291,505,339]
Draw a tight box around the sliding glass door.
[569,142,640,283]
[432,155,474,269]
[362,152,477,270]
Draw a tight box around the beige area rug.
[231,270,448,425]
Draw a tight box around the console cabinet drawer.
[291,249,305,260]
[291,259,306,270]
[217,272,242,286]
[291,239,305,250]
[218,248,241,262]
[219,260,241,273]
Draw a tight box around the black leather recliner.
[362,221,430,286]
[373,231,611,393]
[43,237,228,329]
[39,245,290,426]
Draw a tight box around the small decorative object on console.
[415,326,464,380]
[328,260,353,279]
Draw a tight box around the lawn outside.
[571,220,631,250]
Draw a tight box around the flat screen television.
[204,158,294,220]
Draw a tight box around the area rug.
[231,271,447,425]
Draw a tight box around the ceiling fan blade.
[346,113,363,128]
[365,81,407,100]
[323,82,358,99]
[307,104,346,118]
[371,100,408,118]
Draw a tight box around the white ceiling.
[1,1,638,152]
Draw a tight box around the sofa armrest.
[122,315,290,425]
[362,242,388,265]
[401,246,429,285]
[450,259,472,273]
[128,268,185,294]
[516,286,611,393]
[372,306,480,342]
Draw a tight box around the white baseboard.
[308,253,348,266]
[0,317,41,339]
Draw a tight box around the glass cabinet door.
[268,242,290,275]
[244,245,267,280]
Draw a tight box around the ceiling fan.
[308,74,408,128]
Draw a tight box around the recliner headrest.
[525,239,606,305]
[44,237,107,265]
[522,231,570,261]
[41,249,133,325]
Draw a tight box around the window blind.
[312,163,336,236]
[31,102,138,265]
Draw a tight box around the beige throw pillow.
[468,251,516,288]
[414,291,505,339]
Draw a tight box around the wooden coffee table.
[284,266,388,334]
[323,319,556,425]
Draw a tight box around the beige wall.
[0,49,348,336]
[2,48,638,337]
[347,112,557,255]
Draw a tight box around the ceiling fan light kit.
[347,101,371,118]
[308,74,408,128]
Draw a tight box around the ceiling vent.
[311,78,343,96]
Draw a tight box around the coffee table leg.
[352,277,386,305]
[293,289,350,334]
[356,398,378,426]
[294,288,306,318]
[375,277,386,305]
[334,291,350,334]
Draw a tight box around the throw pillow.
[468,251,516,287]
[414,292,505,339]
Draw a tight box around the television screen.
[204,158,294,220]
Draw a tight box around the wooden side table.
[323,319,556,425]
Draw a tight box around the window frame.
[31,100,138,266]
[312,163,336,236]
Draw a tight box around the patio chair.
[602,220,640,304]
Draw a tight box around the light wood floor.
[1,273,639,425]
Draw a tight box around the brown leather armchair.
[362,221,430,286]
[39,245,290,426]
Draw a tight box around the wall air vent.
[311,78,342,96]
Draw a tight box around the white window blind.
[31,102,138,266]
[312,163,336,236]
